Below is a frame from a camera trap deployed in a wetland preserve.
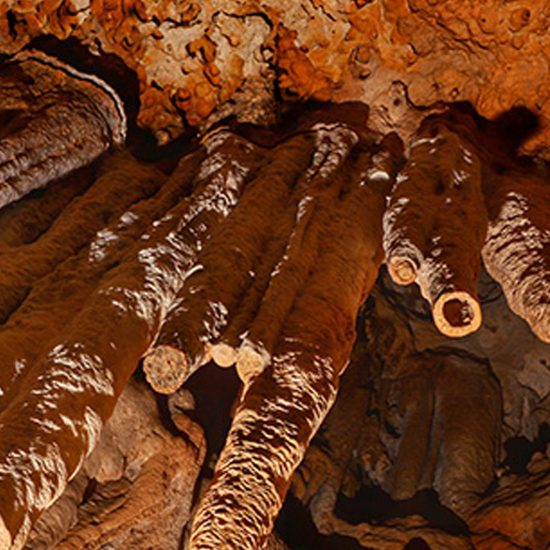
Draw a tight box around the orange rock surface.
[0,0,548,156]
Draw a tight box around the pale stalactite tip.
[432,290,482,338]
[236,342,270,384]
[388,257,417,286]
[143,345,190,394]
[210,342,238,368]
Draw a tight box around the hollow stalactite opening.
[433,291,482,337]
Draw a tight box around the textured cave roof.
[0,0,548,158]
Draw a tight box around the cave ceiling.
[0,0,549,156]
[0,2,548,550]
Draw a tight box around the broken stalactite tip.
[143,345,191,395]
[209,342,238,368]
[236,341,271,384]
[387,257,417,286]
[432,290,482,338]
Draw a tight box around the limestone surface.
[0,1,548,158]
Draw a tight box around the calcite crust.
[0,0,548,157]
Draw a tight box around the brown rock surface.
[25,379,205,550]
[0,0,548,158]
[0,37,546,548]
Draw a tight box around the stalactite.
[0,151,165,323]
[383,114,487,337]
[0,151,204,406]
[142,132,314,391]
[482,167,550,343]
[189,126,395,549]
[292,334,373,530]
[0,51,126,209]
[0,88,546,549]
[0,163,97,253]
[141,130,269,393]
[0,129,258,548]
[234,121,362,382]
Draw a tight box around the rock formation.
[0,1,548,157]
[0,6,547,550]
[0,50,125,209]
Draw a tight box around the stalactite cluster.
[384,110,549,343]
[0,50,547,550]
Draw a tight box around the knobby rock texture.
[0,6,547,550]
[0,0,549,158]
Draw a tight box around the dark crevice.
[335,486,470,536]
[502,423,550,475]
[276,493,364,550]
[183,362,241,513]
[184,362,241,474]
[404,537,432,550]
[25,35,139,121]
[6,10,17,40]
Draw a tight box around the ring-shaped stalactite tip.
[388,256,418,286]
[209,342,238,368]
[432,290,482,338]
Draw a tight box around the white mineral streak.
[411,136,441,148]
[366,168,391,182]
[190,352,337,550]
[461,145,473,165]
[14,359,26,377]
[82,406,103,456]
[452,168,469,186]
[296,194,313,222]
[88,228,119,262]
[483,191,550,342]
[58,414,79,438]
[0,359,24,399]
[200,301,229,343]
[119,211,139,226]
[305,123,358,181]
[201,128,232,155]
